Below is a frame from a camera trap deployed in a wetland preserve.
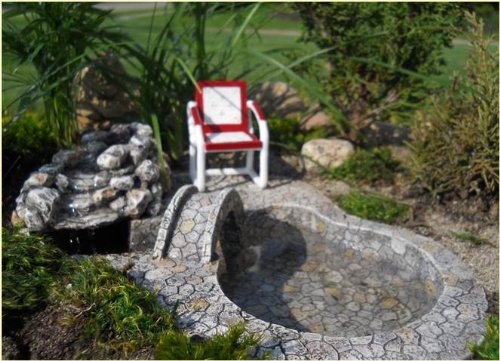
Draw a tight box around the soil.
[2,150,498,359]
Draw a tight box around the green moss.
[450,231,493,247]
[469,316,499,360]
[2,227,64,314]
[328,147,400,184]
[156,323,264,360]
[337,191,410,224]
[57,257,175,356]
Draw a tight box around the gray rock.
[110,123,131,142]
[125,189,153,217]
[93,171,110,188]
[25,172,55,187]
[38,163,64,175]
[24,187,60,223]
[55,174,70,192]
[92,187,119,204]
[129,135,154,150]
[131,122,153,137]
[96,144,129,170]
[129,146,147,166]
[109,196,127,213]
[110,175,135,190]
[301,138,355,174]
[83,141,107,155]
[151,183,163,200]
[81,130,110,144]
[135,159,160,183]
[16,206,45,231]
[52,150,82,168]
[65,193,94,213]
[146,200,162,216]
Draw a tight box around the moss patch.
[337,191,410,224]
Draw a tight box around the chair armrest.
[187,101,203,126]
[247,100,266,122]
[247,100,269,145]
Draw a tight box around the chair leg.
[258,146,268,189]
[189,143,196,183]
[245,150,254,173]
[196,143,206,192]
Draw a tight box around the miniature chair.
[187,80,269,192]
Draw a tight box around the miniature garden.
[2,2,499,360]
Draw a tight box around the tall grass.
[2,3,124,147]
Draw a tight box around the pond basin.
[218,206,443,338]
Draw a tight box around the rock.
[96,144,129,170]
[92,187,119,204]
[150,183,163,200]
[301,111,331,131]
[65,193,94,214]
[55,174,70,192]
[52,150,82,169]
[129,135,154,151]
[129,146,147,166]
[125,189,153,217]
[93,171,110,188]
[10,210,24,227]
[81,130,109,144]
[252,81,308,119]
[109,196,127,213]
[110,175,135,190]
[25,172,55,187]
[146,200,162,217]
[83,141,108,155]
[16,206,45,231]
[38,163,64,175]
[135,159,160,183]
[24,187,61,223]
[75,53,139,132]
[131,122,153,137]
[321,180,351,199]
[302,138,355,174]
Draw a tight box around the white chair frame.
[187,99,269,192]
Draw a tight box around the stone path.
[106,175,488,360]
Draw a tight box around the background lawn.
[2,3,497,115]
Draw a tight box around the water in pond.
[219,213,439,338]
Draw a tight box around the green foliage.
[267,117,327,152]
[156,323,263,360]
[337,191,410,224]
[2,112,58,161]
[450,231,493,247]
[328,147,400,184]
[469,315,499,360]
[292,3,463,140]
[409,12,499,200]
[58,257,175,356]
[116,3,270,162]
[2,227,64,314]
[3,2,123,146]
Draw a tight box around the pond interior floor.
[219,227,437,338]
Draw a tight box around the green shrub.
[267,116,327,152]
[156,323,262,360]
[327,147,400,184]
[2,112,58,161]
[2,227,64,314]
[409,12,499,200]
[469,315,499,360]
[337,191,410,224]
[58,257,175,356]
[291,3,463,140]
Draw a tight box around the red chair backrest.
[195,80,249,133]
